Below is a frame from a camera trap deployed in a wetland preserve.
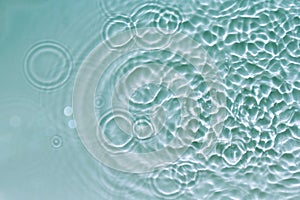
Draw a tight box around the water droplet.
[63,106,73,116]
[68,120,77,129]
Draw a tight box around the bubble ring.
[73,27,226,173]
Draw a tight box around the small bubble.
[68,120,77,129]
[51,135,63,148]
[63,106,73,116]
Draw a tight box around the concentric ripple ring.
[73,27,226,173]
[23,40,73,91]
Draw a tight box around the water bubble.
[63,106,73,117]
[23,40,73,91]
[68,120,77,129]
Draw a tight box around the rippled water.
[1,0,300,199]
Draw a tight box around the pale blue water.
[0,0,300,199]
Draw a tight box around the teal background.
[0,0,300,199]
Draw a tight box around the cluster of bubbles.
[64,106,76,129]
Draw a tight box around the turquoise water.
[0,0,300,199]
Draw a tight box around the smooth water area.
[0,0,300,199]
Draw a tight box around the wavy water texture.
[1,0,300,199]
[88,0,300,199]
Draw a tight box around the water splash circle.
[23,40,73,91]
[73,27,226,173]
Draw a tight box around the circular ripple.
[131,3,181,49]
[97,109,134,153]
[151,167,183,199]
[131,2,182,34]
[102,15,134,49]
[132,119,155,140]
[73,28,226,173]
[150,160,198,199]
[50,135,63,149]
[23,40,72,91]
[155,7,183,35]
